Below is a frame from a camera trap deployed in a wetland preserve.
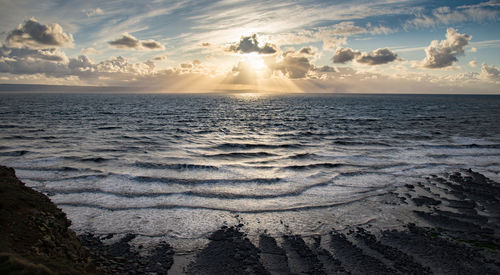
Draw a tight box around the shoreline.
[1,165,500,274]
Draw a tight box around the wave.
[16,166,96,172]
[202,152,278,158]
[211,142,302,150]
[41,180,330,199]
[288,153,318,159]
[427,153,500,158]
[131,175,282,185]
[281,163,343,170]
[3,135,36,140]
[421,144,500,149]
[80,157,110,163]
[135,161,219,170]
[20,172,106,182]
[88,148,124,153]
[333,140,391,147]
[40,136,58,140]
[55,193,380,214]
[0,150,30,156]
[97,126,122,130]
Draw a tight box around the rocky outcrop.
[0,166,94,274]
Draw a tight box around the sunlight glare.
[246,53,267,72]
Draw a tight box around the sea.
[1,93,499,247]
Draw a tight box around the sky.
[0,0,499,93]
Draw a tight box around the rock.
[0,165,94,274]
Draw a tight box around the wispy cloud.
[84,8,103,17]
[405,4,499,29]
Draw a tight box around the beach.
[2,165,500,273]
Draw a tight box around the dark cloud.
[356,48,398,65]
[141,40,163,50]
[332,47,360,63]
[0,57,68,76]
[332,47,398,65]
[313,65,338,73]
[1,46,68,63]
[201,42,211,47]
[228,34,277,54]
[274,55,312,79]
[180,63,193,69]
[6,18,74,49]
[299,47,315,55]
[153,56,167,61]
[422,28,471,68]
[108,33,164,50]
[108,33,140,48]
[0,46,68,76]
[68,55,93,70]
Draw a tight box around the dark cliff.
[0,166,94,274]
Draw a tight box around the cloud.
[0,46,69,76]
[108,33,165,50]
[332,47,398,65]
[141,40,164,50]
[323,37,347,51]
[298,47,315,55]
[81,47,100,55]
[228,61,258,84]
[1,46,68,63]
[272,50,312,79]
[68,55,93,71]
[481,63,500,81]
[108,33,139,48]
[422,28,471,69]
[70,55,156,78]
[0,48,158,81]
[356,48,398,65]
[332,47,360,63]
[313,65,338,73]
[0,57,68,76]
[201,42,211,47]
[5,18,74,49]
[459,0,500,8]
[228,34,277,54]
[469,60,477,67]
[272,21,393,47]
[153,55,167,61]
[405,5,499,29]
[85,8,103,17]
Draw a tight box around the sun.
[246,53,267,72]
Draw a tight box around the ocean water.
[1,93,499,243]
